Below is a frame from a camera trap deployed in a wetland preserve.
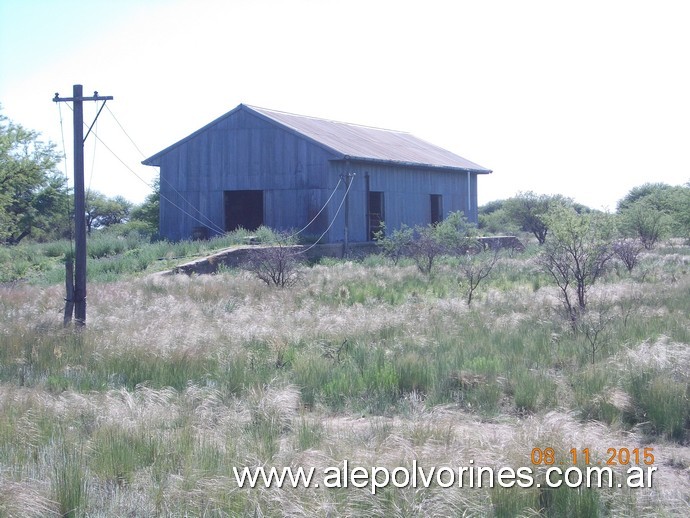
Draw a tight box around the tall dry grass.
[0,247,688,515]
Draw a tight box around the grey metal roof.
[143,104,491,173]
[247,105,491,173]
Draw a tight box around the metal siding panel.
[185,139,200,192]
[349,188,367,242]
[156,105,484,243]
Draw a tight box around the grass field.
[0,238,689,516]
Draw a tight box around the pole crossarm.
[53,91,114,144]
[52,85,113,326]
[53,92,114,103]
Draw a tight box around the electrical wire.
[63,102,226,236]
[85,104,354,245]
[86,126,227,235]
[86,113,97,199]
[105,104,147,158]
[56,103,69,179]
[294,177,354,255]
[56,103,74,256]
[284,178,342,240]
[104,105,225,234]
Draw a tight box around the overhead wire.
[294,176,354,255]
[56,102,74,256]
[105,104,147,157]
[58,102,228,237]
[104,105,225,235]
[56,103,69,179]
[84,125,228,235]
[284,178,342,240]
[84,104,352,245]
[86,107,97,199]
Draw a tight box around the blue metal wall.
[157,108,481,242]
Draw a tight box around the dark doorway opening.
[430,194,443,224]
[368,191,384,240]
[224,190,263,231]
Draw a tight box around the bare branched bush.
[407,226,445,274]
[612,238,644,273]
[243,242,304,288]
[457,250,500,306]
[574,303,615,364]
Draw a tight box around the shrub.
[617,198,671,249]
[378,211,479,274]
[457,249,500,306]
[612,238,644,273]
[374,223,413,265]
[406,225,445,274]
[503,192,573,245]
[243,241,304,288]
[538,207,614,322]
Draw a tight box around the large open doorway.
[224,190,263,231]
[367,191,384,240]
[430,194,443,224]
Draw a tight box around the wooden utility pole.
[53,85,113,326]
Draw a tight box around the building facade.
[142,104,491,242]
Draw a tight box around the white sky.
[1,0,689,208]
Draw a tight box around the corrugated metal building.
[142,104,491,242]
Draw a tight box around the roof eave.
[330,155,492,174]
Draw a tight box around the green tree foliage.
[85,191,133,234]
[502,192,572,244]
[0,109,69,244]
[478,199,518,235]
[373,222,413,265]
[130,178,160,231]
[538,207,614,323]
[616,197,671,249]
[432,210,479,254]
[616,182,690,245]
[376,211,478,274]
[616,182,676,211]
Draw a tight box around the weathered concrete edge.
[150,237,523,277]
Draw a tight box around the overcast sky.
[1,0,689,208]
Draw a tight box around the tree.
[406,224,445,274]
[616,197,670,249]
[616,182,675,211]
[130,178,160,231]
[432,211,479,255]
[617,182,690,242]
[503,192,572,244]
[406,212,478,274]
[0,109,69,244]
[575,303,615,364]
[478,199,518,235]
[84,191,133,234]
[538,207,614,323]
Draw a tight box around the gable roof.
[143,104,491,173]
